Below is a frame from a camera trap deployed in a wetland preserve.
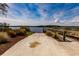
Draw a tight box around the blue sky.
[1,3,79,26]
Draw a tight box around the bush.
[46,32,52,36]
[53,33,59,39]
[0,39,8,44]
[0,32,9,44]
[16,29,26,36]
[45,31,55,37]
[46,31,60,40]
[7,30,16,38]
[0,32,9,39]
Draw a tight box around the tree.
[0,3,9,16]
[0,3,9,32]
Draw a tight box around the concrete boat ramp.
[2,33,79,56]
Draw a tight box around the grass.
[26,32,34,36]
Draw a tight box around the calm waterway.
[29,27,44,33]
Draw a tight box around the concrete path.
[2,33,79,56]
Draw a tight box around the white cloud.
[0,17,54,26]
[70,16,79,22]
[0,3,79,26]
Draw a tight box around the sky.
[0,3,79,26]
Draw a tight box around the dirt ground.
[0,36,25,55]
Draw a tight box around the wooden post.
[54,30,57,39]
[63,31,66,41]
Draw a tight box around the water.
[29,27,44,33]
[6,26,45,33]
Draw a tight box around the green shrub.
[26,32,33,36]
